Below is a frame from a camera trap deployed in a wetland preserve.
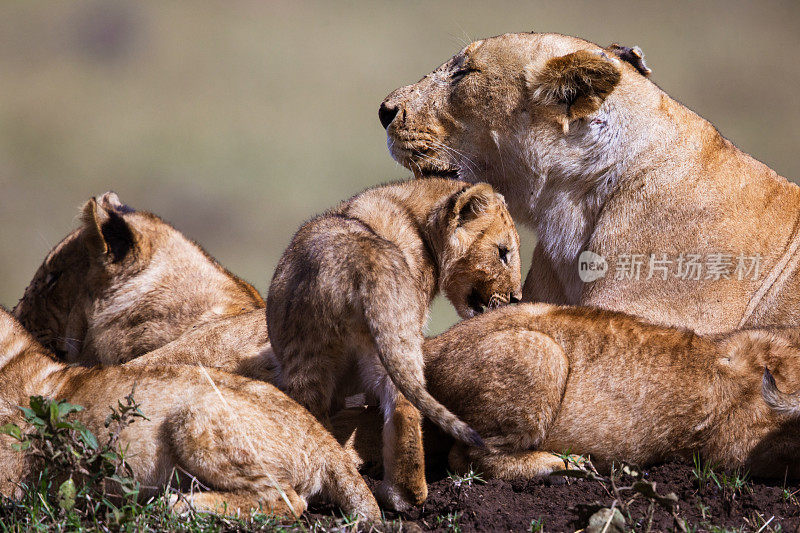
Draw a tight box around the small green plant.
[692,454,749,499]
[435,511,462,532]
[447,466,485,488]
[529,517,545,532]
[692,453,717,491]
[0,390,147,525]
[781,487,799,504]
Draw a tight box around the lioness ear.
[606,43,651,77]
[526,49,621,133]
[80,195,135,263]
[451,183,497,226]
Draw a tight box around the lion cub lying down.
[267,178,521,510]
[14,192,272,381]
[0,308,379,519]
[420,304,800,479]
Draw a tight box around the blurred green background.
[2,1,799,333]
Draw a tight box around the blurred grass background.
[2,1,799,333]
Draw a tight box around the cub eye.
[498,245,509,265]
[451,67,478,83]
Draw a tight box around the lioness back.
[267,177,521,510]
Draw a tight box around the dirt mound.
[311,462,799,531]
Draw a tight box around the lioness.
[337,304,800,480]
[0,308,380,519]
[13,192,271,377]
[381,32,800,334]
[267,178,521,510]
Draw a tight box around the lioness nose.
[379,102,399,129]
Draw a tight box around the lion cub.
[14,192,270,378]
[0,308,380,519]
[423,304,800,480]
[267,178,521,510]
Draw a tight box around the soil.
[310,462,800,532]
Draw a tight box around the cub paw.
[375,479,426,512]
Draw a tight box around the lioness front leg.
[449,443,567,480]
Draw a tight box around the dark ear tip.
[606,43,652,77]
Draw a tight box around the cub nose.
[378,102,400,129]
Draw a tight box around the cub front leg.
[449,444,568,480]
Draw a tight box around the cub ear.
[80,193,136,263]
[526,49,621,133]
[451,183,498,226]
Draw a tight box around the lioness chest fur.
[381,32,800,334]
[266,177,521,510]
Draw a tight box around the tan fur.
[0,308,379,519]
[266,178,521,510]
[13,192,270,376]
[381,32,800,334]
[423,304,800,479]
[335,305,800,480]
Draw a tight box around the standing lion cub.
[267,177,521,510]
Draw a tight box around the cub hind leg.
[358,351,427,511]
[171,487,305,518]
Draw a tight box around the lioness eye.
[498,245,509,264]
[451,68,478,83]
[45,272,61,288]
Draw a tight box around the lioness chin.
[381,32,800,334]
[0,308,380,519]
[14,192,271,379]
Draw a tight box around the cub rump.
[267,178,521,510]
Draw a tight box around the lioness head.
[380,32,650,203]
[431,182,522,317]
[14,192,264,364]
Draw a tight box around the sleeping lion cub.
[425,304,800,479]
[267,178,522,510]
[337,304,800,481]
[14,192,272,380]
[0,308,379,519]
